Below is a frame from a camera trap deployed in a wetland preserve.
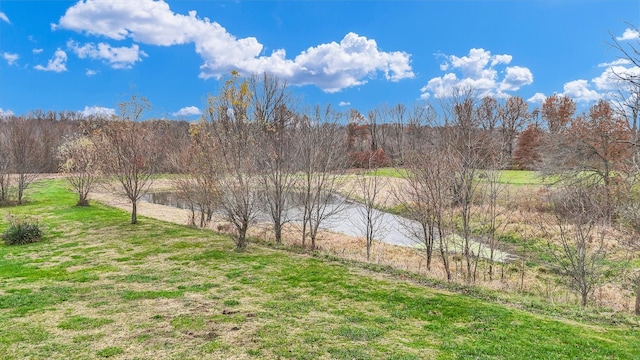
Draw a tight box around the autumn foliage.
[513,124,544,170]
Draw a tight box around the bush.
[2,214,43,245]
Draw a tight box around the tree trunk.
[635,276,640,316]
[17,173,25,205]
[77,193,89,207]
[489,247,495,281]
[131,200,138,224]
[236,223,248,250]
[301,219,307,247]
[274,222,282,245]
[423,224,434,272]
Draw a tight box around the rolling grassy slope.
[0,180,638,359]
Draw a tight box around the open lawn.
[492,170,547,185]
[365,168,546,186]
[0,180,638,359]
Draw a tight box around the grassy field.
[0,180,639,359]
[492,170,547,185]
[364,168,546,186]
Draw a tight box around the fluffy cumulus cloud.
[420,48,533,99]
[562,80,601,102]
[592,65,640,92]
[0,12,9,24]
[527,92,547,104]
[81,105,115,117]
[32,48,44,54]
[67,40,147,69]
[3,52,19,66]
[56,0,413,92]
[338,101,351,107]
[527,79,602,104]
[617,28,640,41]
[86,69,98,76]
[34,49,68,72]
[500,66,534,91]
[172,106,201,117]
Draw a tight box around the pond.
[141,192,516,262]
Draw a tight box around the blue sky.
[1,0,639,119]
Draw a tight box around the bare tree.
[541,184,611,307]
[0,120,12,204]
[96,95,157,224]
[203,72,260,250]
[354,159,387,260]
[298,105,349,250]
[173,123,219,227]
[251,73,299,245]
[384,102,433,165]
[57,136,99,206]
[499,96,530,164]
[478,168,511,281]
[476,96,500,132]
[442,90,487,282]
[5,116,43,205]
[400,145,455,280]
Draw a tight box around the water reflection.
[141,191,515,262]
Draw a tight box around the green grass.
[58,316,114,330]
[0,179,638,359]
[492,169,547,185]
[366,167,547,186]
[364,167,409,178]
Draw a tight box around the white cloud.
[529,54,640,105]
[3,53,19,66]
[34,49,68,72]
[500,66,534,91]
[172,106,201,117]
[0,12,10,24]
[338,101,351,107]
[81,105,115,117]
[56,0,413,92]
[86,69,98,76]
[67,40,147,69]
[491,54,512,66]
[527,92,547,104]
[286,32,413,92]
[528,81,602,105]
[597,59,631,67]
[617,28,640,41]
[0,108,14,118]
[562,80,601,103]
[32,48,44,54]
[420,48,532,99]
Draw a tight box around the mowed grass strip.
[0,179,638,359]
[365,167,547,186]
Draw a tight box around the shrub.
[2,214,43,245]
